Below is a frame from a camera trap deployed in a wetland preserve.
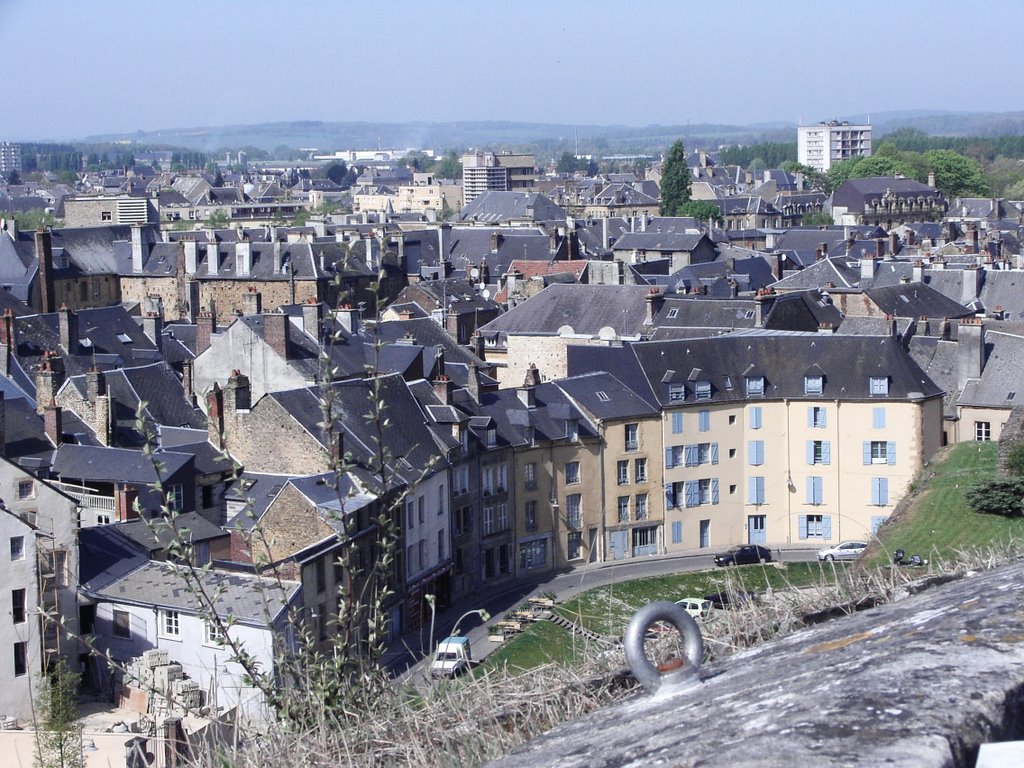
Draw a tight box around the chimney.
[141,310,163,349]
[302,300,323,340]
[817,323,834,335]
[207,241,219,275]
[363,235,376,269]
[644,287,665,324]
[272,239,282,274]
[207,383,224,448]
[185,280,200,324]
[445,305,459,337]
[437,223,450,261]
[432,374,453,405]
[182,240,197,280]
[57,304,78,353]
[242,289,262,316]
[336,305,360,335]
[0,342,8,378]
[967,226,979,255]
[466,361,480,403]
[815,247,822,262]
[225,370,251,412]
[517,364,540,407]
[94,391,110,446]
[130,224,146,274]
[927,171,936,188]
[34,352,65,415]
[860,254,875,280]
[235,236,252,276]
[754,289,775,327]
[86,367,105,402]
[602,217,610,250]
[396,232,407,274]
[263,312,290,358]
[490,231,503,252]
[957,318,985,390]
[0,308,14,349]
[181,359,195,406]
[43,400,62,448]
[875,239,884,261]
[469,331,485,360]
[913,259,924,283]
[889,232,900,256]
[961,265,981,303]
[0,391,5,455]
[35,229,56,313]
[115,483,140,522]
[196,310,214,355]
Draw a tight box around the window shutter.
[665,447,674,469]
[756,477,765,504]
[665,483,675,508]
[822,515,833,539]
[699,410,710,432]
[863,441,872,466]
[711,478,719,505]
[711,443,719,465]
[878,477,888,505]
[805,477,815,504]
[807,407,814,428]
[806,441,815,465]
[798,515,808,540]
[871,515,887,534]
[748,441,758,466]
[672,412,684,434]
[887,441,896,465]
[684,445,694,467]
[871,478,880,506]
[747,477,757,504]
[822,441,831,465]
[685,481,698,507]
[873,407,886,429]
[820,409,827,428]
[672,521,682,544]
[750,407,762,429]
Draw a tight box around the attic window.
[79,338,93,349]
[596,391,610,402]
[695,381,712,401]
[745,376,765,396]
[869,376,889,396]
[1009,392,1016,401]
[723,375,733,391]
[666,308,679,319]
[804,375,824,395]
[116,333,132,343]
[744,310,755,319]
[668,383,686,402]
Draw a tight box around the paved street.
[385,545,820,682]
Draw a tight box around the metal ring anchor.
[624,601,703,694]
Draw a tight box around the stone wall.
[997,405,1024,474]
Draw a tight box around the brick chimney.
[754,289,775,327]
[518,363,540,407]
[86,367,105,402]
[224,370,251,412]
[0,390,5,455]
[43,400,62,448]
[262,312,290,358]
[57,304,77,353]
[35,229,56,313]
[206,383,224,448]
[466,361,480,403]
[196,310,214,355]
[875,238,884,261]
[34,352,65,414]
[0,308,14,349]
[644,287,665,324]
[889,232,900,256]
[115,483,140,522]
[181,359,195,406]
[242,288,262,316]
[957,318,985,390]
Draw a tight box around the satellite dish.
[482,289,490,300]
[470,268,480,279]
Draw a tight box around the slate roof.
[476,381,599,449]
[457,192,567,224]
[957,330,1024,409]
[612,232,709,254]
[555,372,660,421]
[52,443,193,484]
[771,256,860,291]
[832,177,946,210]
[49,225,135,273]
[224,472,294,530]
[478,284,654,338]
[653,296,757,333]
[114,511,229,553]
[762,291,843,332]
[91,561,299,626]
[864,283,972,320]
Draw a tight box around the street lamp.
[450,608,490,638]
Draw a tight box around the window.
[665,481,683,508]
[668,383,685,402]
[666,308,679,319]
[685,479,718,507]
[437,529,445,560]
[665,445,684,469]
[873,407,886,429]
[161,610,181,638]
[624,423,639,451]
[617,496,630,523]
[483,466,494,495]
[699,410,710,432]
[806,476,823,505]
[486,428,497,447]
[524,462,537,490]
[418,496,425,524]
[520,539,547,569]
[19,509,36,526]
[567,531,583,560]
[864,440,895,465]
[975,422,992,441]
[695,381,712,401]
[671,412,684,434]
[808,406,827,428]
[406,545,415,572]
[439,484,446,515]
[167,484,184,513]
[17,480,33,500]
[634,458,648,483]
[12,588,26,624]
[617,460,629,485]
[206,621,225,645]
[14,641,27,676]
[565,494,582,528]
[565,419,579,441]
[596,391,609,402]
[406,500,415,529]
[497,503,508,530]
[112,609,131,639]
[565,461,581,485]
[799,514,830,539]
[483,506,494,535]
[671,520,683,544]
[10,536,24,560]
[869,376,889,396]
[808,440,831,465]
[52,551,67,587]
[635,493,648,520]
[748,476,766,505]
[698,478,713,505]
[497,464,507,492]
[746,376,765,396]
[871,477,889,506]
[418,540,426,569]
[316,558,326,592]
[749,406,763,430]
[101,211,112,222]
[748,441,765,466]
[525,501,537,531]
[804,375,823,395]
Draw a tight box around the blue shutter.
[711,443,719,465]
[820,409,827,428]
[672,521,682,544]
[807,407,814,428]
[863,441,872,466]
[699,410,710,432]
[711,479,719,505]
[756,477,765,504]
[887,441,896,465]
[685,481,698,508]
[871,515,887,534]
[873,407,886,429]
[685,445,696,467]
[805,477,814,504]
[806,441,815,465]
[871,478,881,506]
[665,483,674,508]
[748,441,757,466]
[672,412,684,434]
[878,477,888,505]
[822,441,831,465]
[822,515,833,539]
[750,407,762,429]
[798,515,808,540]
[665,447,674,469]
[747,477,757,504]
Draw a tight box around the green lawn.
[871,442,1024,563]
[477,619,581,672]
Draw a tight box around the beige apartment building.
[353,173,462,215]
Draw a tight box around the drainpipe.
[598,424,607,563]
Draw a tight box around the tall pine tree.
[659,139,692,216]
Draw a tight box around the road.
[386,546,820,683]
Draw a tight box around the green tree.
[847,154,919,180]
[826,157,864,191]
[212,169,224,187]
[782,161,828,192]
[659,139,692,216]
[6,169,21,185]
[206,208,230,228]
[965,478,1024,518]
[324,162,348,186]
[801,211,834,226]
[923,149,990,198]
[36,657,82,768]
[556,152,582,174]
[434,151,462,180]
[1005,177,1024,199]
[1,208,57,230]
[677,200,721,224]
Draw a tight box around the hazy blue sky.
[2,0,1022,140]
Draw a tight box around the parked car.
[703,590,757,610]
[676,597,713,621]
[817,541,867,562]
[713,544,773,566]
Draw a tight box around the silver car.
[817,541,867,561]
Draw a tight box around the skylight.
[596,391,610,402]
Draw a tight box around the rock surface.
[488,562,1024,767]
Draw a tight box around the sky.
[2,0,1023,141]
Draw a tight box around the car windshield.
[436,651,458,662]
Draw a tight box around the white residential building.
[798,121,872,172]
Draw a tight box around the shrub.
[965,478,1024,518]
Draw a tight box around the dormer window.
[668,383,686,402]
[869,376,889,396]
[804,375,823,395]
[486,428,497,447]
[695,381,712,401]
[745,376,765,396]
[566,419,579,442]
